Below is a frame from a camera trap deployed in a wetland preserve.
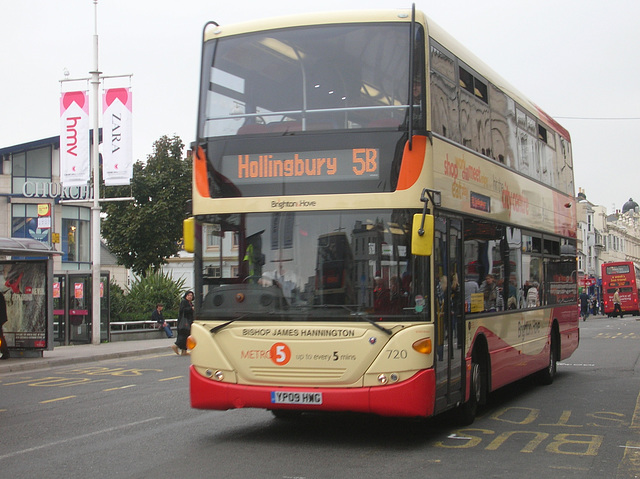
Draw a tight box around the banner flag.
[102,88,133,186]
[60,91,90,187]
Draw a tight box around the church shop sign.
[21,181,92,200]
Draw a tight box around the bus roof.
[203,8,570,142]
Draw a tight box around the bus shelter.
[0,237,60,357]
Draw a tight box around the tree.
[125,270,186,320]
[108,271,186,322]
[101,135,192,276]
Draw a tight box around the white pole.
[90,0,101,345]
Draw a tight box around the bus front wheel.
[458,350,486,425]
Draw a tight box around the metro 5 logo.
[270,342,291,365]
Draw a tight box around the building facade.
[576,189,640,310]
[1,136,92,270]
[0,135,126,344]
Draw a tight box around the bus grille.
[250,367,346,381]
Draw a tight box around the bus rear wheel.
[538,329,558,385]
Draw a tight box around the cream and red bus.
[184,6,579,424]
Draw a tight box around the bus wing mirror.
[183,217,195,253]
[412,213,434,256]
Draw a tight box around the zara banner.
[102,87,133,186]
[59,91,90,187]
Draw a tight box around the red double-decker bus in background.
[601,262,640,317]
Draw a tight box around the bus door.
[433,215,464,413]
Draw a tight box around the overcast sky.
[2,0,639,210]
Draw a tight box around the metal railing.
[110,319,177,331]
[109,319,178,342]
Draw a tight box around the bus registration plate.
[271,391,323,405]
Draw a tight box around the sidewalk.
[0,337,177,374]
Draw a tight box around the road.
[2,316,640,478]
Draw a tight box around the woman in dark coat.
[0,292,9,359]
[172,291,194,356]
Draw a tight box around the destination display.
[221,148,380,185]
[605,265,630,275]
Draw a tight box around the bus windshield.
[201,23,422,138]
[198,209,429,322]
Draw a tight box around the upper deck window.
[538,124,548,143]
[430,44,455,82]
[459,66,487,103]
[201,23,423,138]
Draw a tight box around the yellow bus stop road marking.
[40,396,76,404]
[616,389,640,477]
[103,384,136,392]
[158,376,183,382]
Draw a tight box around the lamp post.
[58,1,135,344]
[60,1,131,344]
[90,0,101,345]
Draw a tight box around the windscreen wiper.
[351,313,393,336]
[311,305,393,335]
[209,314,250,334]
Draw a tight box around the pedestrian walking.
[152,303,173,338]
[172,291,194,356]
[580,290,589,321]
[613,288,622,318]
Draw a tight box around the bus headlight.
[377,373,400,384]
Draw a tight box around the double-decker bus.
[184,6,579,424]
[601,261,640,317]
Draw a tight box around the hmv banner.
[102,88,133,186]
[59,91,90,187]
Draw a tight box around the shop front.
[2,136,114,347]
[0,237,59,357]
[53,272,109,345]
